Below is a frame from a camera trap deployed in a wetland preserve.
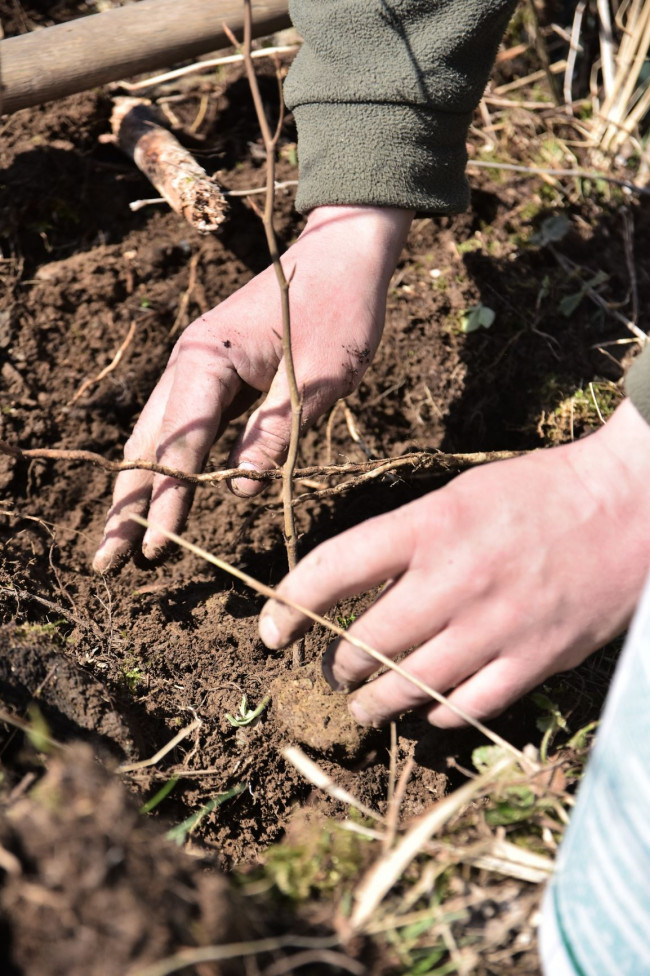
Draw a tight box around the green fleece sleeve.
[285,0,517,214]
[626,345,650,425]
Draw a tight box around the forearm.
[286,0,518,214]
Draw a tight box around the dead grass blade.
[458,836,553,884]
[349,756,513,932]
[68,320,136,406]
[118,719,201,773]
[283,745,384,822]
[128,935,340,976]
[592,0,650,155]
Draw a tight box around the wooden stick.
[0,0,290,116]
[106,97,227,233]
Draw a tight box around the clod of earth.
[269,661,379,759]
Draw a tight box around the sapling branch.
[229,0,303,664]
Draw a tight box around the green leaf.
[166,782,247,845]
[140,776,178,815]
[530,213,571,246]
[26,705,53,754]
[559,290,584,317]
[566,721,598,751]
[472,744,509,774]
[460,304,495,334]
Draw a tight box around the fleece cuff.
[292,101,471,216]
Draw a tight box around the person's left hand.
[259,399,650,728]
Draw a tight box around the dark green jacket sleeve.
[285,0,517,214]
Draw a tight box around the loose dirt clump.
[270,661,379,758]
[0,745,243,976]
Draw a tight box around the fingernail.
[229,460,261,498]
[92,548,110,574]
[142,531,164,561]
[322,648,347,691]
[259,614,281,649]
[321,640,355,691]
[349,699,373,726]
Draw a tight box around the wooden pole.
[0,0,291,116]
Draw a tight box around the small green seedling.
[532,691,569,762]
[559,270,609,318]
[226,694,270,728]
[336,613,357,629]
[530,213,571,247]
[460,304,495,334]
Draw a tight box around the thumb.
[227,370,296,497]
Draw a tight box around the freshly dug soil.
[1,2,647,974]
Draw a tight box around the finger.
[227,364,340,497]
[423,656,537,729]
[92,469,154,574]
[321,575,448,691]
[346,627,496,727]
[259,507,415,648]
[226,369,298,498]
[143,353,240,558]
[93,367,176,573]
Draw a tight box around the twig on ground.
[0,705,67,755]
[525,0,562,104]
[467,158,650,196]
[0,585,102,638]
[128,514,532,764]
[493,59,567,97]
[383,750,415,854]
[223,179,298,197]
[129,197,165,211]
[596,0,616,99]
[261,949,364,976]
[104,97,227,233]
[283,745,384,822]
[118,719,201,773]
[68,321,136,406]
[344,403,374,460]
[564,1,587,114]
[550,247,648,341]
[169,252,201,336]
[128,936,340,976]
[591,0,650,155]
[325,400,346,465]
[119,45,299,92]
[387,722,398,810]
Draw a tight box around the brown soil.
[1,3,647,974]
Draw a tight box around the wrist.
[584,398,650,517]
[299,205,414,283]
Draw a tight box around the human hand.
[259,399,650,728]
[93,205,413,572]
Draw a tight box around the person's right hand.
[93,205,413,573]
